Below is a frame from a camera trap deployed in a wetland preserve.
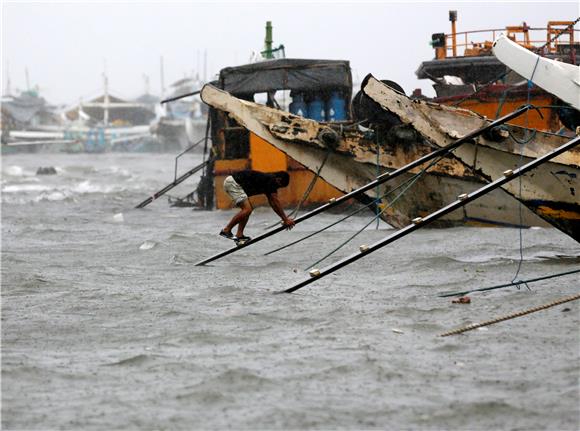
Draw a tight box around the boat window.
[223,117,249,159]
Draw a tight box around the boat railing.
[174,136,209,182]
[437,22,578,61]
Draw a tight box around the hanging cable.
[511,56,541,285]
[264,199,362,256]
[263,148,332,231]
[452,70,510,107]
[375,133,381,230]
[289,148,331,218]
[304,153,448,270]
[264,159,436,256]
[438,268,580,298]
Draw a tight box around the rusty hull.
[200,84,550,229]
[363,75,579,241]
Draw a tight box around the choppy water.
[2,152,579,430]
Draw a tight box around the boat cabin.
[198,58,352,210]
[415,11,579,132]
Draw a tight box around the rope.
[438,268,580,298]
[289,149,331,218]
[510,56,541,285]
[452,71,510,107]
[265,160,436,256]
[494,87,510,119]
[508,128,537,145]
[439,293,580,337]
[537,17,580,53]
[304,153,446,270]
[269,172,415,259]
[264,200,360,256]
[263,149,331,231]
[375,134,381,230]
[266,139,455,257]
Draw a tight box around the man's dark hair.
[274,171,290,187]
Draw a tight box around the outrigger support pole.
[281,135,580,294]
[135,159,210,208]
[194,105,532,266]
[161,90,201,105]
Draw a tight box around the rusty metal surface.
[363,76,579,240]
[200,84,551,229]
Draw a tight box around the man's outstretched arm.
[266,193,295,229]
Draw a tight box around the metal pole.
[160,56,165,98]
[25,66,30,91]
[161,90,201,105]
[450,10,458,57]
[264,21,273,59]
[103,73,109,127]
[135,159,210,209]
[281,135,580,293]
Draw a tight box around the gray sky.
[2,1,578,105]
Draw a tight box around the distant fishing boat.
[199,84,577,231]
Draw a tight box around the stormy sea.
[2,152,579,430]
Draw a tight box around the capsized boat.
[362,75,579,241]
[200,83,564,230]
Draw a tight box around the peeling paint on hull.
[363,75,580,241]
[200,84,569,231]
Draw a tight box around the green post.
[264,21,273,59]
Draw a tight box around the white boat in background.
[492,34,580,110]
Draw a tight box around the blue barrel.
[289,93,308,118]
[326,91,347,121]
[307,96,326,122]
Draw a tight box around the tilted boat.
[200,83,576,231]
[197,57,351,211]
[362,75,579,241]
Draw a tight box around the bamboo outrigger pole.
[194,105,533,266]
[135,160,209,209]
[160,90,201,105]
[281,134,580,293]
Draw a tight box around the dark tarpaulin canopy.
[217,59,352,95]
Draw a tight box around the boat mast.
[450,10,457,57]
[25,66,30,92]
[4,60,10,95]
[160,56,165,99]
[264,21,273,59]
[103,72,109,127]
